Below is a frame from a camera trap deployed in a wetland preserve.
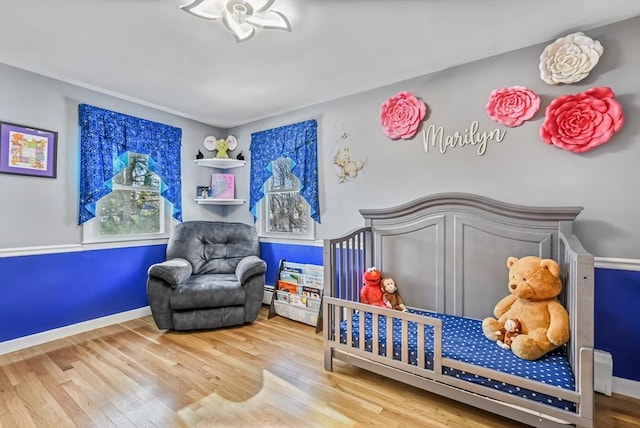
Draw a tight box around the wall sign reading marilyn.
[422,120,506,156]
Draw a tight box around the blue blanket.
[340,309,576,412]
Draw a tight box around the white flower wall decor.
[539,32,603,84]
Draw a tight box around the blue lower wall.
[0,245,166,342]
[594,268,640,381]
[1,242,638,385]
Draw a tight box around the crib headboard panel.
[358,193,584,320]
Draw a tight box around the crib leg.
[324,348,333,371]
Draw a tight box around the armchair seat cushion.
[170,274,245,310]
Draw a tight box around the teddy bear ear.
[507,256,519,268]
[540,259,561,278]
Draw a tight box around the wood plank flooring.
[1,307,638,427]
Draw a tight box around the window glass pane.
[266,191,309,234]
[98,189,162,236]
[260,156,313,239]
[267,157,298,191]
[112,153,161,190]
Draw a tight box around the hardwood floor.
[1,308,638,428]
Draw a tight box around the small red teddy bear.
[360,267,386,307]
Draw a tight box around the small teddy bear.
[496,318,521,350]
[214,138,230,159]
[381,277,407,312]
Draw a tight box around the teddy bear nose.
[509,283,517,291]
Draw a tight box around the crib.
[322,193,594,428]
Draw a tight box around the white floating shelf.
[194,198,246,205]
[193,158,246,169]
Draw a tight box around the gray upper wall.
[0,17,638,258]
[227,16,640,259]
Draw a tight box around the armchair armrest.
[148,258,193,287]
[235,256,267,283]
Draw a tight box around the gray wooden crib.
[322,193,594,428]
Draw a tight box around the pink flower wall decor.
[486,86,540,127]
[380,91,427,139]
[540,87,624,153]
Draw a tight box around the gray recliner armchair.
[147,221,267,331]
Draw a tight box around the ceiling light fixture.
[179,0,292,42]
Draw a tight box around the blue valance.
[78,104,182,224]
[249,119,320,223]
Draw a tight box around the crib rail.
[323,226,372,301]
[323,296,587,426]
[559,231,595,421]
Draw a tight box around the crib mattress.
[339,309,576,411]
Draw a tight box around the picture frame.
[196,186,211,199]
[0,121,58,178]
[211,173,235,199]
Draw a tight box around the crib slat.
[346,307,353,348]
[359,309,365,353]
[386,315,393,362]
[401,317,409,365]
[417,323,426,369]
[434,322,442,374]
[372,313,379,356]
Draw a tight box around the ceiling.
[1,0,638,129]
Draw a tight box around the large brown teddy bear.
[482,256,570,361]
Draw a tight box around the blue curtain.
[249,119,320,223]
[78,104,183,224]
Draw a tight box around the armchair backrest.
[167,221,260,275]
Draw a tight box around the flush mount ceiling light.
[179,0,292,42]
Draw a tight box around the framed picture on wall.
[0,121,58,178]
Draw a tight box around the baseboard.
[0,306,152,356]
[612,377,640,399]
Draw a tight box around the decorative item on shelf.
[179,0,292,43]
[196,186,211,199]
[226,135,238,151]
[196,149,204,159]
[486,86,540,127]
[211,173,235,199]
[380,91,427,140]
[540,86,624,153]
[214,138,230,159]
[236,151,245,160]
[203,135,217,152]
[539,32,603,85]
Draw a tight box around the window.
[249,119,320,240]
[83,152,172,243]
[78,104,183,241]
[259,157,313,239]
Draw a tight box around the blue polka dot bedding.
[339,309,576,411]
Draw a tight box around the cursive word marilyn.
[422,120,506,156]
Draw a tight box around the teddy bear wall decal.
[333,146,365,183]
